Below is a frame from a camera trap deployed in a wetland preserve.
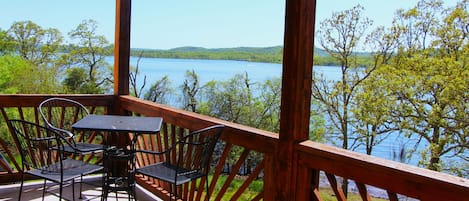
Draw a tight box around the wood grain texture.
[114,0,131,95]
[297,140,469,201]
[275,0,316,199]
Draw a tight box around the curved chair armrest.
[52,129,81,151]
[135,125,224,159]
[49,126,75,138]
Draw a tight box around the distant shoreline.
[126,46,368,66]
[128,46,284,64]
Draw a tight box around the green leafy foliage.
[65,19,113,93]
[380,0,468,175]
[0,55,32,93]
[314,4,374,154]
[0,0,467,180]
[348,0,468,177]
[130,46,367,66]
[313,0,468,179]
[181,70,200,112]
[7,20,63,66]
[144,75,173,104]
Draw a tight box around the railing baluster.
[33,107,40,125]
[310,170,322,201]
[230,158,264,201]
[355,181,372,201]
[170,125,176,162]
[215,149,250,201]
[251,190,264,201]
[312,188,323,201]
[325,173,347,201]
[1,107,21,172]
[147,133,156,164]
[387,190,399,201]
[3,95,466,200]
[17,107,26,122]
[209,142,232,199]
[0,95,115,185]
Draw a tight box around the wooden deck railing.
[0,94,115,183]
[117,96,276,200]
[296,141,469,201]
[0,94,468,200]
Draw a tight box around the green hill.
[129,46,369,66]
[162,46,328,56]
[131,46,285,63]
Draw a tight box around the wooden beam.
[114,0,131,96]
[275,0,316,200]
[297,140,469,201]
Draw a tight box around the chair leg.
[59,182,63,201]
[79,174,84,199]
[18,173,25,201]
[133,185,137,201]
[101,172,106,201]
[42,180,47,201]
[71,179,76,201]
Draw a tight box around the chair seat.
[136,162,204,186]
[27,158,104,183]
[63,142,107,154]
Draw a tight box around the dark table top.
[72,114,163,134]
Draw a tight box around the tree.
[198,73,253,124]
[7,20,62,66]
[0,28,14,55]
[181,70,200,112]
[393,0,443,51]
[351,25,400,155]
[144,76,173,104]
[256,77,282,133]
[4,21,63,93]
[352,69,399,155]
[198,73,269,174]
[65,19,112,93]
[314,4,373,195]
[129,51,147,98]
[384,0,469,175]
[0,55,32,93]
[62,67,101,94]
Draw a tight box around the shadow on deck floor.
[0,175,162,201]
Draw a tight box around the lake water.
[114,57,423,164]
[129,57,281,91]
[122,57,343,91]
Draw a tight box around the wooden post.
[273,0,316,200]
[113,0,132,174]
[114,0,131,96]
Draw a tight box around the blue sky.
[0,0,460,49]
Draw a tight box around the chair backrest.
[172,125,224,177]
[39,97,89,137]
[8,119,65,173]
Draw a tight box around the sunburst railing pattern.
[0,94,467,201]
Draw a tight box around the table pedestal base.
[103,149,136,201]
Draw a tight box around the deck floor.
[0,175,162,201]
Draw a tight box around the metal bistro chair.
[8,119,104,201]
[39,97,107,155]
[135,125,224,201]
